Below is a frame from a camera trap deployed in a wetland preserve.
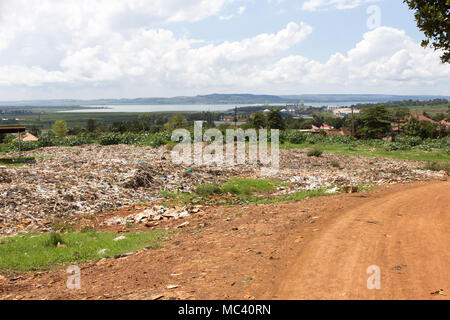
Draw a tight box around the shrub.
[120,133,140,145]
[62,135,90,147]
[99,133,122,145]
[194,183,222,196]
[307,148,323,157]
[394,135,423,147]
[287,131,307,144]
[9,141,40,152]
[47,233,65,247]
[330,160,341,168]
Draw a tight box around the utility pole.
[351,106,355,138]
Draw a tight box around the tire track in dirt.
[275,181,450,300]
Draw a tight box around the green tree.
[251,112,266,129]
[86,119,97,133]
[52,120,69,138]
[164,113,186,131]
[266,109,285,130]
[359,105,392,139]
[29,125,42,137]
[391,107,411,134]
[405,118,438,139]
[404,0,450,63]
[312,113,325,127]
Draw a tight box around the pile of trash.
[104,205,202,227]
[0,144,446,235]
[0,172,11,184]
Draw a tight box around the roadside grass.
[247,188,330,205]
[160,178,285,206]
[221,178,282,195]
[425,161,450,174]
[282,142,450,162]
[0,230,167,272]
[161,177,340,207]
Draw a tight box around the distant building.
[332,108,360,117]
[327,105,340,112]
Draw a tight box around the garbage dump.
[0,144,446,235]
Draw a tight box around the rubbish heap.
[0,144,446,235]
[103,205,202,227]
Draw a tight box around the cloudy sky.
[0,0,449,100]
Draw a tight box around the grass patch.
[248,189,330,205]
[194,182,222,196]
[0,230,167,271]
[221,178,280,195]
[425,161,450,174]
[330,160,341,168]
[307,148,323,157]
[283,142,450,162]
[160,179,335,207]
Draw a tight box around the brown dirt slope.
[275,181,449,300]
[0,181,448,300]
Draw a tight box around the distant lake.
[61,101,380,113]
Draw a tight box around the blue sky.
[0,0,448,100]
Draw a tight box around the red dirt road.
[1,181,449,300]
[275,181,450,299]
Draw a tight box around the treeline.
[1,105,449,154]
[353,99,448,109]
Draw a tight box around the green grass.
[282,142,450,162]
[307,148,323,157]
[160,178,285,206]
[194,182,222,196]
[424,161,450,174]
[221,178,281,195]
[0,230,167,271]
[161,177,334,207]
[246,189,330,205]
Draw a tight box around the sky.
[0,0,449,100]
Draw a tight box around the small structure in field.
[14,132,39,142]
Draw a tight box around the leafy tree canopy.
[404,0,450,63]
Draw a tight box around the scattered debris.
[431,289,445,296]
[98,249,108,255]
[0,144,445,235]
[391,265,406,270]
[177,222,189,229]
[167,285,179,290]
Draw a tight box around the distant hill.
[0,93,448,107]
[279,94,450,103]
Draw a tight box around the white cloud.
[301,0,381,11]
[0,1,448,97]
[244,27,450,93]
[238,6,247,15]
[0,0,236,53]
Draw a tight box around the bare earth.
[0,181,448,300]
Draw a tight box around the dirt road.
[275,181,450,300]
[1,181,448,300]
